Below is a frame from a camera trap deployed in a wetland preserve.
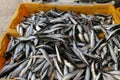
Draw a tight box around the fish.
[11,60,28,77]
[62,69,80,80]
[0,60,24,77]
[39,48,53,66]
[41,69,48,80]
[32,60,46,72]
[19,59,32,77]
[84,66,90,80]
[73,69,84,80]
[95,72,101,80]
[40,62,49,75]
[103,73,117,80]
[16,24,24,36]
[78,33,85,42]
[56,70,62,80]
[84,32,90,43]
[90,30,95,49]
[31,73,36,80]
[72,41,89,65]
[55,44,62,63]
[6,36,14,52]
[91,61,96,80]
[108,44,117,63]
[27,71,32,80]
[17,36,37,41]
[53,58,63,76]
[25,43,30,58]
[106,28,120,41]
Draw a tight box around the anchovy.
[2,9,120,80]
[53,58,63,76]
[55,44,62,63]
[19,59,32,77]
[62,69,80,80]
[85,66,90,80]
[39,48,53,66]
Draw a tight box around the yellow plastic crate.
[7,2,120,32]
[0,3,119,77]
[0,31,19,70]
[116,8,120,19]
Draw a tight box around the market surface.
[0,0,23,36]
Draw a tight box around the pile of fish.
[1,9,120,80]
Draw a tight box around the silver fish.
[39,48,53,66]
[19,59,32,77]
[62,69,80,80]
[55,44,62,63]
[53,58,63,76]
